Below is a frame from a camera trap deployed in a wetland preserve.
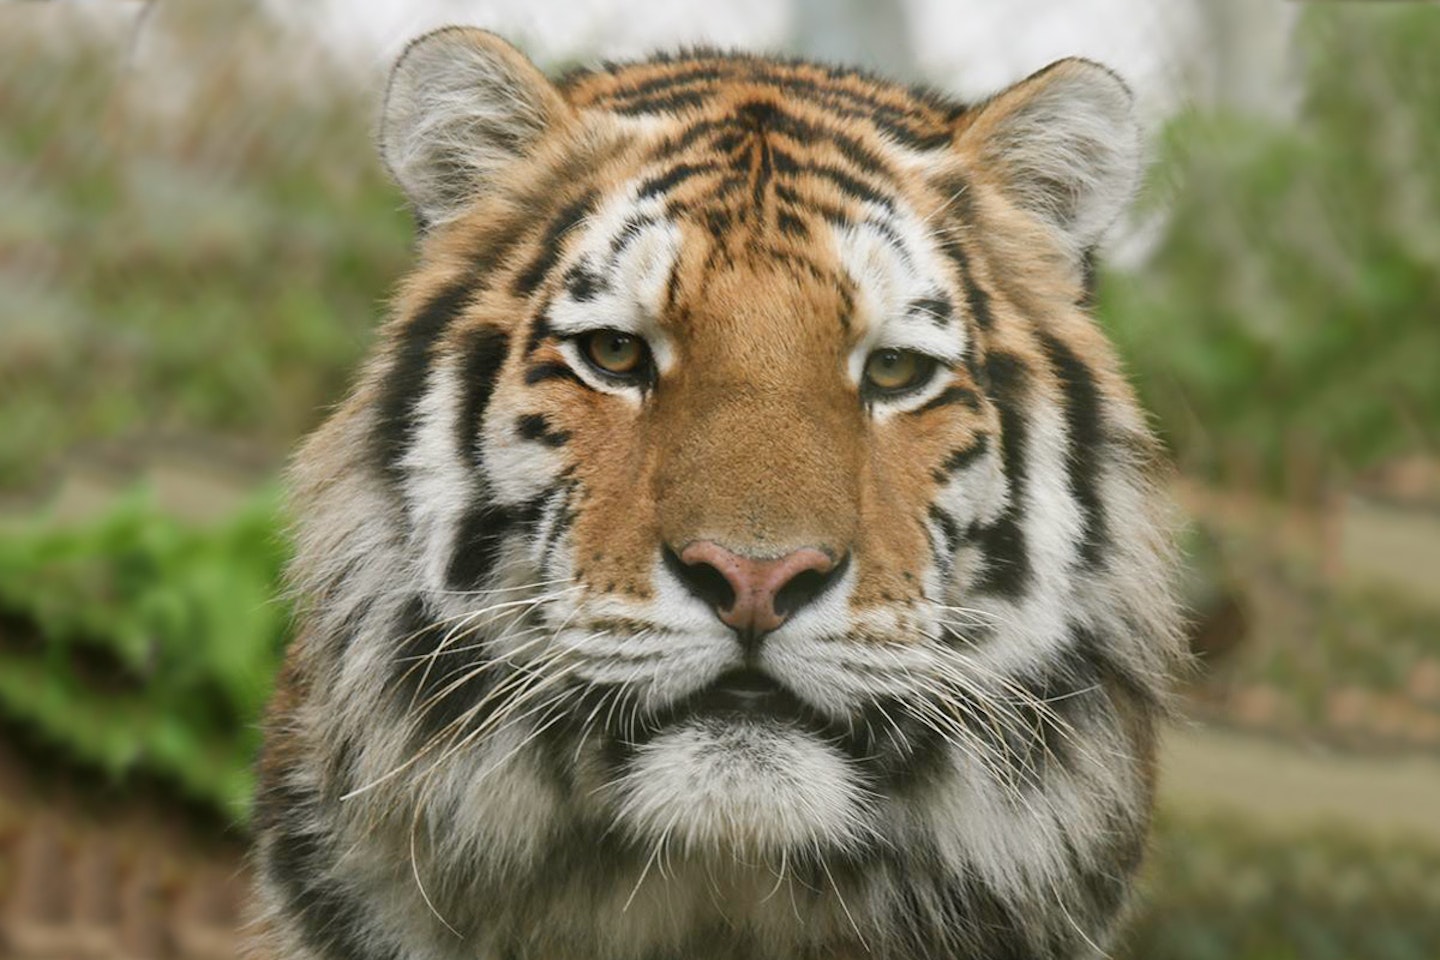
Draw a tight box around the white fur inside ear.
[381,27,563,227]
[969,59,1141,256]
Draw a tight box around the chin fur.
[601,719,872,860]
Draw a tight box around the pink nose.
[676,541,840,638]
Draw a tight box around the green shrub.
[0,489,289,818]
[1100,4,1440,497]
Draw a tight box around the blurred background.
[1,1,1438,958]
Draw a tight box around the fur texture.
[251,28,1183,960]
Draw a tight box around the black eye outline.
[860,348,941,401]
[574,328,657,388]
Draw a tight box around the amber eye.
[863,349,936,395]
[580,329,650,379]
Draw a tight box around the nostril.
[773,553,848,619]
[663,546,736,612]
[773,568,827,619]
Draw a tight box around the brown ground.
[0,731,247,960]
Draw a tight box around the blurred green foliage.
[0,489,288,817]
[1100,5,1440,497]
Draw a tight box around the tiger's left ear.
[956,58,1141,259]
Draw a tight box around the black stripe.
[908,294,953,328]
[787,194,851,227]
[773,182,803,205]
[916,385,982,415]
[774,108,890,174]
[386,595,501,747]
[525,307,554,356]
[524,361,586,387]
[777,210,809,238]
[750,70,955,151]
[942,234,996,331]
[868,113,954,151]
[724,101,891,174]
[1038,331,1109,569]
[637,162,712,199]
[371,282,474,480]
[598,63,735,104]
[928,504,962,554]
[1072,621,1157,710]
[257,781,399,960]
[893,873,1044,960]
[807,162,894,210]
[997,642,1106,788]
[1079,248,1099,310]
[649,116,738,156]
[611,88,711,115]
[971,352,1032,598]
[455,327,511,467]
[515,413,570,447]
[768,145,801,177]
[563,263,606,303]
[861,216,912,263]
[369,210,535,484]
[932,434,990,482]
[608,215,661,257]
[446,495,547,591]
[600,56,956,151]
[512,190,600,297]
[539,480,577,577]
[825,693,951,796]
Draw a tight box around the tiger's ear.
[957,58,1141,258]
[380,27,570,228]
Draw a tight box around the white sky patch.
[282,0,792,73]
[268,0,1296,121]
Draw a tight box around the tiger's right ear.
[380,27,570,229]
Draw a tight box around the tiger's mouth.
[689,668,810,723]
[631,666,830,738]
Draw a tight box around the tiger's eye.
[583,330,646,376]
[864,349,931,393]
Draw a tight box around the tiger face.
[255,28,1182,960]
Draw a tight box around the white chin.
[613,718,868,858]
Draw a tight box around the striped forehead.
[829,202,969,364]
[545,186,681,364]
[545,172,967,361]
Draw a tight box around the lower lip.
[688,682,811,725]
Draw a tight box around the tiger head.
[261,28,1183,960]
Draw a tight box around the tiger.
[250,26,1183,960]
